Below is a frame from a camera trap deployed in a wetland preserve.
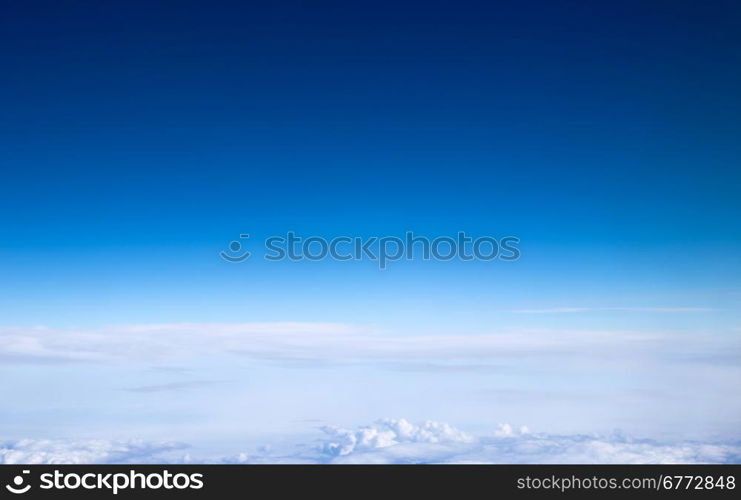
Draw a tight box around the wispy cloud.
[511,307,715,314]
[124,380,226,393]
[0,322,736,370]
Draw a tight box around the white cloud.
[0,322,735,369]
[3,420,738,464]
[0,439,188,465]
[319,418,474,457]
[313,420,740,465]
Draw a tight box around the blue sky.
[1,1,740,463]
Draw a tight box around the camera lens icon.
[6,470,31,494]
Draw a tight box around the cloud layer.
[314,420,741,464]
[0,439,187,465]
[2,323,738,463]
[2,419,739,464]
[1,322,736,368]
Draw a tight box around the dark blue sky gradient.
[1,1,740,325]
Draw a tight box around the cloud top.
[3,419,739,464]
[0,439,187,465]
